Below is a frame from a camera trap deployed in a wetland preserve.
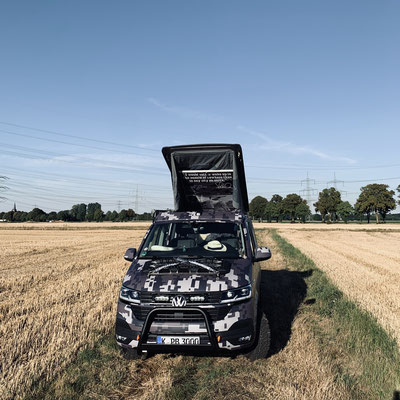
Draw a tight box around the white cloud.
[237,125,356,164]
[148,97,224,122]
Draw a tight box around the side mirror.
[124,248,136,262]
[254,247,271,262]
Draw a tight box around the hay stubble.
[278,228,400,346]
[0,226,148,399]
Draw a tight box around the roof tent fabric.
[162,144,249,213]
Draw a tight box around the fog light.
[154,295,169,302]
[238,335,251,342]
[190,296,205,302]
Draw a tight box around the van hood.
[122,258,251,292]
[162,144,249,213]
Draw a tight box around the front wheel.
[244,313,270,361]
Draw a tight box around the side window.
[246,220,258,258]
[249,221,258,257]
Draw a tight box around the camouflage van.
[115,144,271,360]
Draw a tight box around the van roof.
[153,210,244,223]
[162,144,249,213]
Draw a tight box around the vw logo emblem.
[171,295,187,307]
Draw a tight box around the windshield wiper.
[150,257,218,275]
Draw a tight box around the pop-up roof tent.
[162,144,249,213]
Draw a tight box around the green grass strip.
[270,228,400,400]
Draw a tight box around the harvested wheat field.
[254,221,400,231]
[0,224,149,399]
[1,223,399,399]
[278,226,400,345]
[0,224,354,400]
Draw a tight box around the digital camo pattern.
[116,298,254,349]
[155,210,243,223]
[218,339,242,350]
[115,211,265,352]
[213,301,253,332]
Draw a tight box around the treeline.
[250,183,400,223]
[0,202,152,222]
[250,194,311,223]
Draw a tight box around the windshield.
[139,221,245,259]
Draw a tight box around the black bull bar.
[137,307,219,351]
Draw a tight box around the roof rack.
[152,209,172,221]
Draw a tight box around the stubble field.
[274,225,400,346]
[1,222,399,399]
[0,226,148,399]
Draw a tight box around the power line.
[327,172,347,197]
[2,166,171,190]
[300,172,317,214]
[0,128,161,158]
[247,162,400,171]
[3,143,399,184]
[0,142,166,174]
[0,121,159,152]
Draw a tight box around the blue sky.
[1,1,399,213]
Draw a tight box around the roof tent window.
[162,144,249,213]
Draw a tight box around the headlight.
[221,284,251,303]
[120,286,140,304]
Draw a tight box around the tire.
[121,347,141,360]
[244,312,271,361]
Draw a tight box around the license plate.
[156,336,200,345]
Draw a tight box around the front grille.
[130,304,231,322]
[153,310,204,322]
[140,291,222,304]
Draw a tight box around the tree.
[249,196,268,220]
[353,204,364,223]
[57,210,72,221]
[47,211,58,221]
[356,184,395,224]
[337,201,354,223]
[397,185,400,205]
[270,194,283,222]
[264,202,274,222]
[13,211,28,222]
[28,208,47,222]
[282,193,303,222]
[314,188,341,222]
[126,208,136,220]
[110,210,119,221]
[295,202,311,223]
[87,203,102,222]
[93,208,104,222]
[3,211,14,221]
[70,203,87,221]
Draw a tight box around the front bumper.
[115,299,255,352]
